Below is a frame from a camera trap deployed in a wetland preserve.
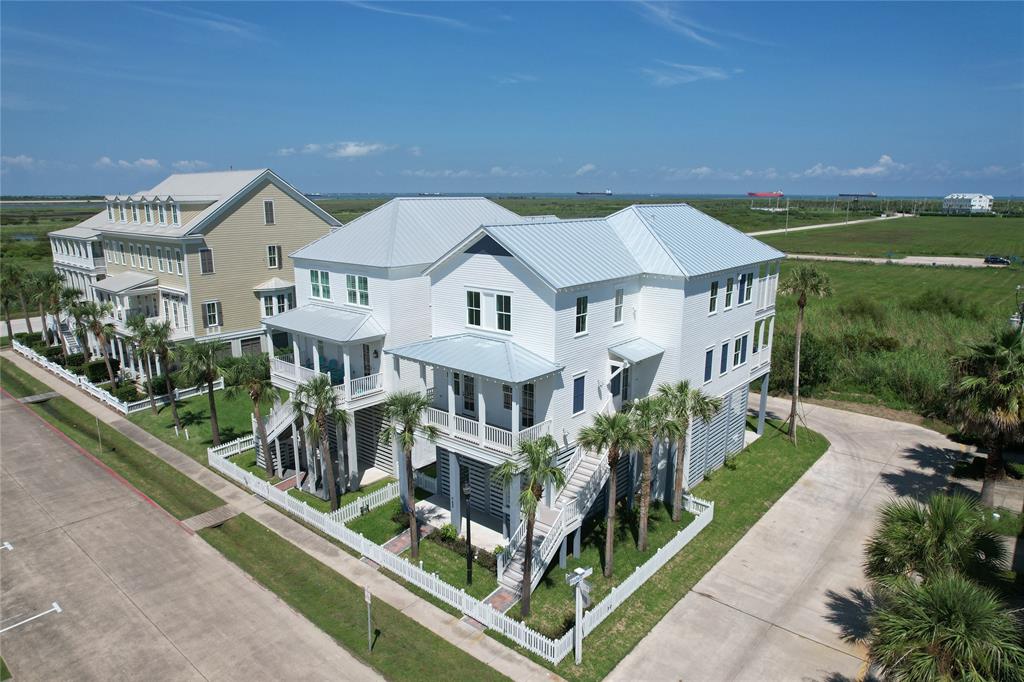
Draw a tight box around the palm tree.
[380,391,438,560]
[867,572,1024,681]
[492,435,565,617]
[82,301,118,387]
[864,493,1007,585]
[2,263,33,334]
[126,314,157,413]
[67,299,92,361]
[949,328,1024,508]
[624,397,677,551]
[225,354,276,477]
[0,283,16,341]
[778,264,832,444]
[295,374,350,511]
[578,412,645,577]
[33,271,63,346]
[55,286,82,361]
[658,380,723,522]
[147,321,181,431]
[178,341,228,445]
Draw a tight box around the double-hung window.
[521,383,535,427]
[171,203,180,226]
[462,375,475,412]
[144,204,153,224]
[741,334,749,364]
[572,374,585,414]
[744,271,754,303]
[720,341,729,375]
[452,372,461,396]
[502,384,512,410]
[497,294,511,331]
[157,247,165,272]
[131,203,139,223]
[267,245,280,269]
[105,241,113,263]
[106,203,114,221]
[704,348,714,383]
[709,281,719,313]
[199,248,214,274]
[277,293,287,313]
[129,245,137,268]
[613,288,624,324]
[725,277,734,308]
[310,270,330,299]
[263,296,274,317]
[346,275,369,306]
[575,296,588,335]
[263,200,275,225]
[158,204,166,224]
[144,245,152,270]
[175,249,183,275]
[118,242,126,264]
[119,204,127,222]
[466,290,481,326]
[738,274,747,305]
[204,301,220,327]
[734,336,749,366]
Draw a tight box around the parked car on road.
[983,255,1011,265]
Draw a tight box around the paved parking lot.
[0,392,381,681]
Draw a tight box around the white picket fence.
[12,340,223,415]
[413,471,438,494]
[207,435,715,665]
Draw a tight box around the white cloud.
[642,62,740,87]
[276,147,296,157]
[1,154,39,170]
[348,2,477,31]
[94,156,161,170]
[326,142,392,158]
[489,166,547,178]
[135,5,265,41]
[959,163,1024,178]
[302,143,323,154]
[408,146,423,157]
[172,160,210,171]
[493,73,538,85]
[574,163,598,177]
[794,154,906,179]
[637,2,775,48]
[401,168,478,178]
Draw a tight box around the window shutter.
[217,302,224,327]
[276,245,283,269]
[202,304,209,328]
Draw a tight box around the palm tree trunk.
[37,303,48,344]
[140,350,156,413]
[979,436,1005,508]
[19,294,33,334]
[638,445,652,551]
[320,427,339,511]
[405,444,419,559]
[521,512,535,618]
[788,303,805,444]
[207,379,221,445]
[3,306,13,341]
[604,450,619,578]
[57,313,69,361]
[162,353,182,431]
[99,334,117,388]
[672,434,687,522]
[255,398,274,477]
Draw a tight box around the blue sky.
[2,1,1022,196]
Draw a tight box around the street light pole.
[462,466,472,585]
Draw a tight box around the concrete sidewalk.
[2,350,559,682]
[748,213,908,237]
[608,396,1018,682]
[787,253,1000,269]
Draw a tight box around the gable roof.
[290,196,522,268]
[606,204,784,277]
[73,169,339,239]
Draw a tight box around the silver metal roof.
[483,219,643,289]
[92,272,158,294]
[291,197,522,268]
[607,204,784,277]
[253,276,294,292]
[386,333,562,383]
[263,304,385,343]
[609,337,665,364]
[48,226,100,240]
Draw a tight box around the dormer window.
[106,202,113,222]
[131,202,139,223]
[144,204,153,224]
[158,204,166,225]
[171,203,180,226]
[119,203,127,222]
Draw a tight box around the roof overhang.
[92,272,158,294]
[609,338,665,364]
[385,334,563,384]
[262,304,385,344]
[253,276,295,292]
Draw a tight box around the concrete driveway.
[0,392,381,681]
[608,396,987,682]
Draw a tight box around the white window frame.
[144,203,153,224]
[105,241,113,263]
[496,293,511,332]
[719,340,730,376]
[724,277,734,309]
[575,295,588,336]
[703,346,715,384]
[709,281,719,315]
[129,244,138,268]
[106,203,113,222]
[466,290,481,327]
[310,270,330,300]
[267,245,279,269]
[199,248,215,275]
[345,274,369,306]
[118,242,126,265]
[502,384,513,410]
[743,270,754,305]
[204,301,220,327]
[613,288,624,325]
[156,247,164,272]
[144,245,152,270]
[263,295,274,318]
[277,293,287,314]
[171,203,180,226]
[131,202,139,223]
[175,249,183,275]
[263,199,275,225]
[119,204,127,223]
[733,334,748,368]
[572,371,587,416]
[158,204,167,225]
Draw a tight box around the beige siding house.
[52,169,339,371]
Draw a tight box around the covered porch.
[387,333,561,457]
[264,304,387,403]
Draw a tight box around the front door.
[362,343,372,376]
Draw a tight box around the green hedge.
[84,358,119,383]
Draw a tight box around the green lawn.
[504,419,829,681]
[346,488,433,543]
[760,215,1024,259]
[517,502,695,637]
[128,388,278,463]
[769,260,1022,417]
[0,360,222,520]
[200,515,508,682]
[0,655,10,681]
[288,476,396,513]
[228,450,282,483]
[405,538,499,600]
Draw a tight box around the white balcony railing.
[517,420,551,444]
[424,409,553,456]
[347,372,383,398]
[270,355,324,386]
[452,414,480,442]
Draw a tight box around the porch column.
[573,528,581,559]
[477,379,486,446]
[345,410,359,491]
[508,473,521,535]
[447,371,456,423]
[559,535,567,569]
[342,346,352,400]
[154,352,162,375]
[264,330,273,358]
[312,342,321,373]
[756,373,770,435]
[511,384,520,439]
[292,338,301,378]
[449,451,462,534]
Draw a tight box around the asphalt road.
[0,391,381,682]
[786,253,1003,268]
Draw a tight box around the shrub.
[838,295,887,325]
[438,523,459,542]
[146,372,176,394]
[65,352,85,367]
[84,358,119,383]
[113,383,142,402]
[30,341,49,354]
[768,332,837,396]
[838,329,901,355]
[41,345,65,362]
[426,530,499,573]
[16,331,43,345]
[904,289,983,320]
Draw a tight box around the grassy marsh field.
[760,215,1024,259]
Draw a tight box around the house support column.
[292,339,301,379]
[572,528,581,559]
[447,371,456,423]
[345,408,359,491]
[511,384,520,442]
[312,342,321,374]
[264,330,273,357]
[559,535,567,569]
[477,379,486,447]
[342,346,351,400]
[449,451,462,533]
[681,425,693,494]
[756,373,770,435]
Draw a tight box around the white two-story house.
[263,198,782,594]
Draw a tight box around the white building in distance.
[942,193,993,214]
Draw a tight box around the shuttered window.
[199,248,214,274]
[204,301,220,327]
[263,200,275,225]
